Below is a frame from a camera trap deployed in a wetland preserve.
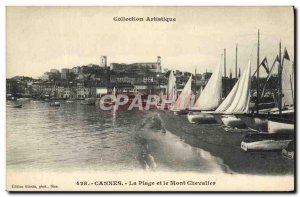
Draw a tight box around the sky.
[6,6,294,78]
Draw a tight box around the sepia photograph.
[6,6,295,192]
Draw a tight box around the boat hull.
[241,139,291,152]
[173,109,189,115]
[237,115,268,132]
[187,112,216,124]
[268,119,294,134]
[212,114,224,124]
[214,114,246,129]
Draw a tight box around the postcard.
[6,6,295,192]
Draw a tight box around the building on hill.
[110,56,162,73]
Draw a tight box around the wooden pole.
[256,29,260,114]
[235,44,238,80]
[290,74,294,106]
[224,48,227,96]
[278,41,282,116]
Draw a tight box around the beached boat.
[240,132,293,152]
[213,60,252,129]
[237,113,268,132]
[50,102,60,107]
[188,111,218,124]
[237,108,294,133]
[238,46,294,133]
[267,48,294,133]
[171,76,192,115]
[187,62,222,124]
[281,141,294,160]
[268,116,294,134]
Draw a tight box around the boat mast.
[229,68,232,89]
[224,48,227,97]
[290,74,294,106]
[256,29,260,114]
[235,44,238,80]
[278,41,282,116]
[291,60,294,105]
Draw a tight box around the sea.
[6,100,294,175]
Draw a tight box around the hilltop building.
[110,56,162,73]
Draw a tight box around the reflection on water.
[7,100,230,173]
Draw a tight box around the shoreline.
[158,110,294,175]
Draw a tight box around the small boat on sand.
[240,132,293,152]
[217,114,246,129]
[268,116,294,134]
[188,111,217,124]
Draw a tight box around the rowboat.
[187,111,216,124]
[240,132,293,152]
[268,116,294,134]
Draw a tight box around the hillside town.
[6,56,220,100]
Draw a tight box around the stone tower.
[157,56,161,72]
[100,56,107,67]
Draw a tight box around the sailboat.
[158,70,177,110]
[238,46,294,133]
[157,70,177,109]
[171,75,192,115]
[268,47,294,134]
[213,60,251,129]
[187,62,222,123]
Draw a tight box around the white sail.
[281,60,294,107]
[173,76,192,110]
[216,60,251,114]
[167,70,177,100]
[193,62,222,110]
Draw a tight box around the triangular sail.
[193,63,222,110]
[173,76,192,110]
[216,60,251,114]
[167,70,177,100]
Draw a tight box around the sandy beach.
[158,110,294,175]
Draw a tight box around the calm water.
[7,100,230,173]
